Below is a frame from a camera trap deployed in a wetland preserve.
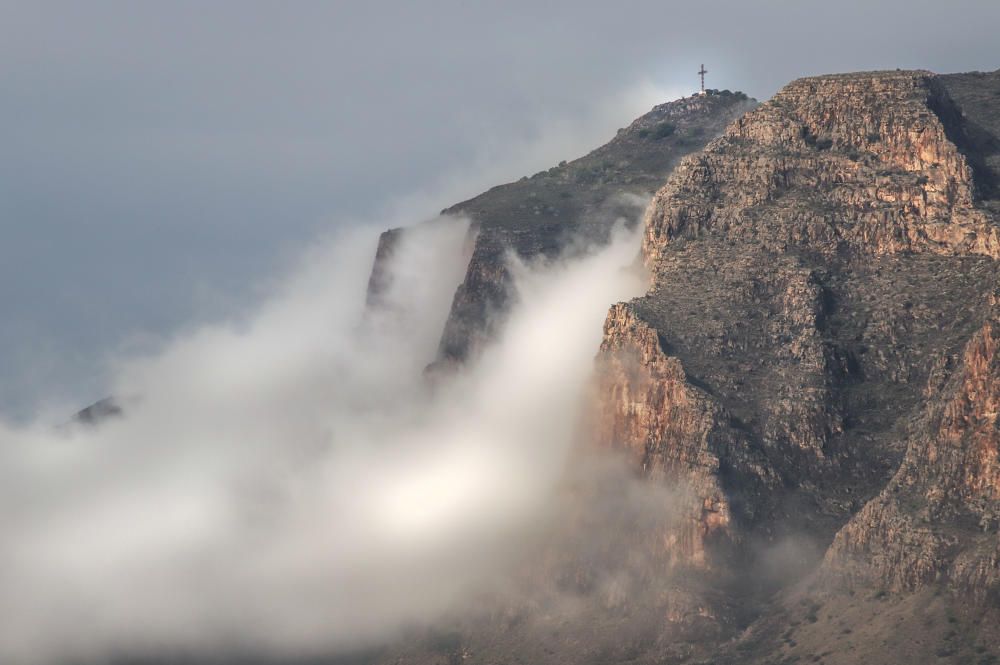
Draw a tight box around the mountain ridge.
[367,68,1000,665]
[590,68,1000,663]
[366,90,758,368]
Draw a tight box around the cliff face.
[427,91,759,365]
[596,302,752,570]
[592,69,1000,652]
[365,227,406,308]
[823,305,1000,598]
[368,69,1000,665]
[643,72,1000,269]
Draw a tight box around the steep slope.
[363,68,1000,665]
[941,69,1000,207]
[367,90,758,367]
[592,69,1000,663]
[71,397,122,426]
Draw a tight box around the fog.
[0,215,645,663]
[4,1,999,419]
[5,3,999,661]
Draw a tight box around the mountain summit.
[368,69,1000,665]
[368,90,758,369]
[593,68,1000,663]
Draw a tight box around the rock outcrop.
[591,70,1000,653]
[642,71,1000,269]
[824,303,1000,600]
[595,302,750,570]
[365,227,406,309]
[71,397,123,426]
[372,90,759,366]
[369,68,1000,665]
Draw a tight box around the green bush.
[652,122,676,139]
[708,89,749,101]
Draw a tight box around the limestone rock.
[593,70,1000,612]
[642,71,1000,270]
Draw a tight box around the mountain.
[367,90,758,368]
[368,69,1000,665]
[592,68,1000,664]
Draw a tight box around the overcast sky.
[2,0,998,420]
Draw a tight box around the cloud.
[4,1,1000,420]
[0,213,645,663]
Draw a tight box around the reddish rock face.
[368,69,1000,665]
[593,70,1000,610]
[594,303,734,570]
[824,311,1000,598]
[642,71,1000,270]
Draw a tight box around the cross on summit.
[698,64,708,94]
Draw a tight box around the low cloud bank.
[0,215,645,663]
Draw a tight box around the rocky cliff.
[369,69,1000,665]
[823,301,1000,598]
[368,90,758,368]
[589,69,1000,663]
[642,71,1000,267]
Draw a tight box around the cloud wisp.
[0,215,645,664]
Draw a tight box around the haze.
[3,0,999,419]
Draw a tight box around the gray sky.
[2,0,998,420]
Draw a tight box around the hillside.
[595,69,1000,664]
[367,90,759,366]
[368,69,1000,665]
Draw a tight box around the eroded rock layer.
[370,69,1000,665]
[595,70,1000,622]
[641,71,1000,268]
